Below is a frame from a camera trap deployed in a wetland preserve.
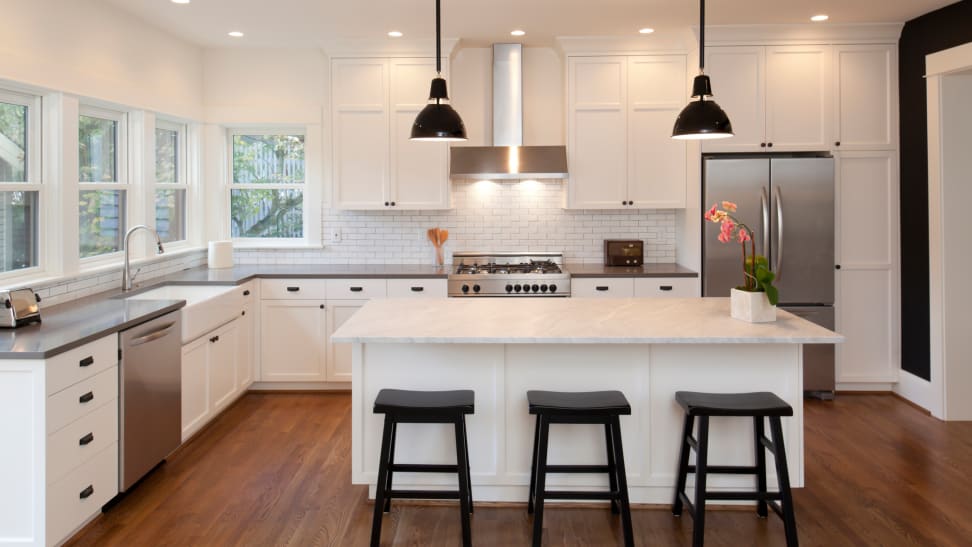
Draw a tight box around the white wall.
[0,0,203,119]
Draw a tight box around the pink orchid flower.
[738,228,751,243]
[704,204,718,222]
[718,231,731,243]
[722,201,738,212]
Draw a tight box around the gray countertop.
[565,263,698,278]
[161,263,451,284]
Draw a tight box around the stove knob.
[461,284,470,293]
[549,284,558,293]
[514,284,522,292]
[473,284,481,293]
[540,284,548,292]
[531,284,540,293]
[506,284,513,293]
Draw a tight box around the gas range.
[448,252,571,297]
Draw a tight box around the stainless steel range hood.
[450,44,568,180]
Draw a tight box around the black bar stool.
[526,390,634,547]
[370,389,474,547]
[671,391,798,547]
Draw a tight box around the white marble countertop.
[331,297,844,344]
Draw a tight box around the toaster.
[0,288,42,328]
[604,240,644,266]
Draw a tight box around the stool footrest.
[704,491,783,501]
[389,464,459,473]
[541,490,619,501]
[686,465,759,475]
[387,489,462,500]
[544,464,612,474]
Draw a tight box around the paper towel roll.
[208,240,234,269]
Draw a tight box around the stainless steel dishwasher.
[119,311,182,491]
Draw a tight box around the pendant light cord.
[699,0,705,73]
[435,0,442,75]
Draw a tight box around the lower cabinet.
[572,277,699,298]
[572,278,635,298]
[180,318,241,442]
[259,300,327,382]
[238,303,255,390]
[326,300,366,382]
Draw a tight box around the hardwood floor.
[67,393,972,546]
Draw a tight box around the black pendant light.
[672,0,733,140]
[410,0,467,141]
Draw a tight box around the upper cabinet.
[567,54,688,210]
[704,45,832,153]
[833,45,897,151]
[332,57,451,210]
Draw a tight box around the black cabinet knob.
[243,290,250,296]
[767,142,774,148]
[760,143,767,148]
[835,141,841,147]
[835,264,841,270]
[384,201,390,206]
[390,201,396,206]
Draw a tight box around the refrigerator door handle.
[775,188,784,280]
[760,188,770,258]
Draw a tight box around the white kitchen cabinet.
[181,319,241,441]
[238,282,257,390]
[332,57,450,210]
[833,45,897,151]
[704,45,832,153]
[209,321,240,413]
[571,278,635,298]
[633,277,699,298]
[567,55,688,209]
[259,300,327,382]
[181,336,209,441]
[326,300,365,382]
[835,151,899,384]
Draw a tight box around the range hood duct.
[450,44,568,180]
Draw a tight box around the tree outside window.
[230,133,305,239]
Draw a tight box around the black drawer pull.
[596,286,610,292]
[286,286,300,292]
[241,310,246,316]
[79,485,94,499]
[79,392,94,404]
[349,287,364,292]
[79,356,94,367]
[243,290,250,296]
[210,335,220,343]
[410,287,425,292]
[659,285,673,291]
[79,433,94,446]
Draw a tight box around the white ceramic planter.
[730,288,777,323]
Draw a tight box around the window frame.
[0,88,44,282]
[226,127,314,247]
[153,118,189,247]
[78,104,130,267]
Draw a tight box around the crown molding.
[702,23,903,46]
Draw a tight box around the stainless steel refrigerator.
[702,155,836,397]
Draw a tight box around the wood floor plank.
[66,393,972,546]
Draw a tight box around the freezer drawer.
[784,306,835,395]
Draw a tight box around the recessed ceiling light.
[228,31,244,37]
[639,28,655,35]
[810,14,829,22]
[171,0,190,4]
[387,31,403,38]
[511,29,526,37]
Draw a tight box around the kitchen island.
[331,297,842,504]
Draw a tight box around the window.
[155,120,187,243]
[0,90,41,276]
[79,108,127,259]
[229,131,305,240]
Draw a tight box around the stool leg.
[370,415,395,547]
[691,416,710,547]
[382,421,397,513]
[754,416,768,518]
[610,416,635,547]
[531,415,550,547]
[605,422,620,514]
[527,414,540,514]
[455,416,472,547]
[672,414,694,517]
[461,414,474,513]
[769,417,799,547]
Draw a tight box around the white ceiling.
[101,0,957,48]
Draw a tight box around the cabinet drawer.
[634,277,698,298]
[46,335,118,396]
[326,279,387,300]
[47,442,118,546]
[387,278,447,298]
[571,278,635,298]
[261,279,327,300]
[47,366,118,435]
[47,400,118,485]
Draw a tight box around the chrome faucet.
[123,225,165,291]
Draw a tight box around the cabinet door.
[326,300,365,382]
[238,305,254,390]
[209,320,239,413]
[834,45,896,151]
[633,277,699,298]
[627,55,688,208]
[260,301,327,382]
[390,58,451,209]
[702,46,766,153]
[765,45,832,151]
[332,59,389,209]
[181,338,209,441]
[567,56,628,209]
[835,151,898,383]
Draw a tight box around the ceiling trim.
[703,23,904,45]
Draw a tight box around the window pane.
[156,127,179,183]
[155,189,186,243]
[0,191,38,273]
[231,189,303,238]
[80,190,126,258]
[79,115,118,182]
[232,134,305,184]
[0,101,27,182]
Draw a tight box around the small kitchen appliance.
[604,240,644,266]
[0,288,42,327]
[448,252,570,297]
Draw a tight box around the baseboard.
[891,392,933,416]
[249,381,351,391]
[835,382,894,392]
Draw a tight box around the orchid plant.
[704,201,779,305]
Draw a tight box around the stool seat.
[374,389,475,414]
[527,390,632,416]
[675,391,793,417]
